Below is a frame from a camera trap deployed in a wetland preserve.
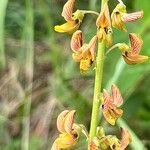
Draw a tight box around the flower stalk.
[80,10,99,16]
[89,41,105,146]
[88,0,108,149]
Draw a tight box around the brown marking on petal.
[122,11,144,22]
[64,110,76,134]
[57,110,69,133]
[120,128,132,150]
[71,30,83,52]
[62,0,75,21]
[96,2,111,28]
[103,106,123,125]
[111,84,123,107]
[129,33,143,55]
[102,88,123,125]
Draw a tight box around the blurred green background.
[0,0,150,150]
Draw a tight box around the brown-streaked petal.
[64,110,76,134]
[96,2,111,28]
[129,33,143,55]
[90,138,99,150]
[88,36,98,61]
[111,12,126,31]
[122,53,148,65]
[122,11,143,23]
[102,107,121,126]
[71,30,83,52]
[120,128,132,150]
[57,110,69,133]
[103,89,112,103]
[62,0,75,21]
[51,142,61,150]
[111,84,123,107]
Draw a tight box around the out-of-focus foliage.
[0,0,150,150]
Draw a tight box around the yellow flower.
[71,30,97,72]
[96,2,113,47]
[51,110,80,150]
[120,33,148,64]
[111,3,143,31]
[102,84,123,126]
[54,0,84,33]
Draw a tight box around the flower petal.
[54,21,80,33]
[103,105,123,125]
[71,30,83,52]
[120,128,132,150]
[88,36,97,61]
[80,57,93,72]
[96,2,111,28]
[90,138,100,150]
[111,11,126,31]
[103,89,112,103]
[72,52,82,62]
[129,33,143,55]
[55,133,77,149]
[61,0,75,21]
[122,53,148,65]
[64,110,76,134]
[111,84,123,107]
[57,110,69,133]
[122,11,143,22]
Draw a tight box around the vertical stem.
[88,0,107,149]
[0,0,8,69]
[21,0,34,150]
[89,42,105,138]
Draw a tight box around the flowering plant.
[52,0,148,149]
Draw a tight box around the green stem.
[88,41,105,147]
[88,0,107,149]
[21,0,34,150]
[80,10,99,16]
[0,0,8,69]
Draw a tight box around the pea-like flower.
[111,3,143,31]
[102,84,123,126]
[51,110,80,150]
[90,127,131,150]
[54,0,84,33]
[119,33,148,64]
[71,30,97,72]
[96,2,113,47]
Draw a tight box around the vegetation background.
[0,0,150,150]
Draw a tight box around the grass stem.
[0,0,8,69]
[21,0,34,150]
